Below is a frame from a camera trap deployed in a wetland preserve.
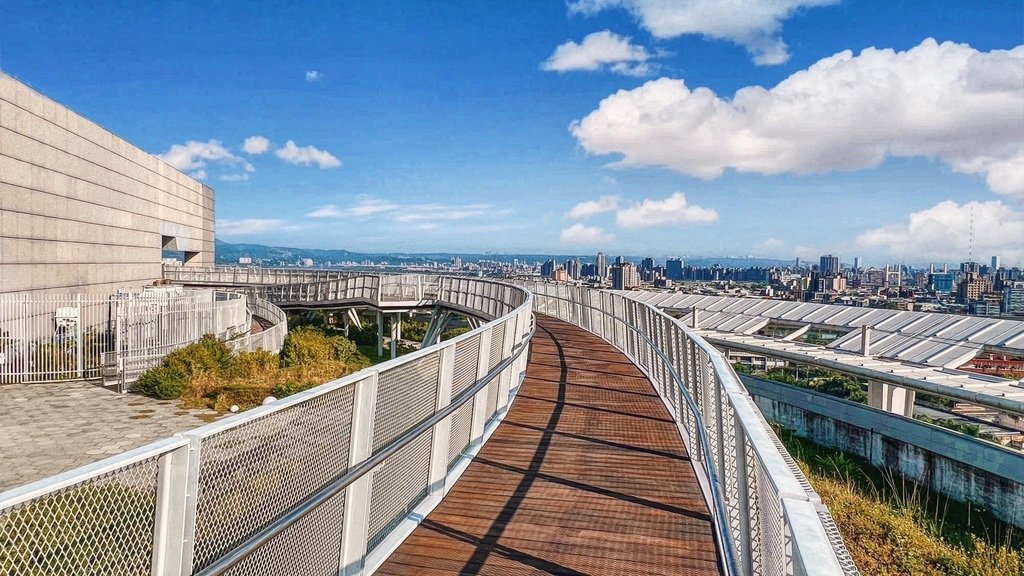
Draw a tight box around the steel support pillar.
[390,313,402,359]
[376,310,383,358]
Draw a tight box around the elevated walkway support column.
[377,311,384,358]
[390,313,402,359]
[868,381,916,417]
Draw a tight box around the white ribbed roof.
[612,291,1024,368]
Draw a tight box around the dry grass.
[181,356,371,412]
[778,428,1023,576]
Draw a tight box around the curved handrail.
[0,275,535,576]
[522,281,857,576]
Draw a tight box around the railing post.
[430,344,455,495]
[470,328,493,443]
[339,373,379,576]
[496,317,517,413]
[150,439,195,576]
[733,420,754,576]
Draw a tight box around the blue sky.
[2,1,1022,265]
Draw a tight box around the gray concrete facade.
[741,375,1024,528]
[0,72,214,294]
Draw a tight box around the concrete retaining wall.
[741,375,1024,528]
[0,72,214,294]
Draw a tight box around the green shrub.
[441,327,470,340]
[134,365,188,399]
[331,335,358,362]
[164,335,232,377]
[229,349,279,378]
[280,326,360,367]
[280,326,335,367]
[402,320,428,342]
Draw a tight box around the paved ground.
[379,315,721,576]
[0,380,219,491]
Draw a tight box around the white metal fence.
[0,277,534,576]
[0,288,251,385]
[523,281,859,576]
[226,296,288,354]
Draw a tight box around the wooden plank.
[377,314,723,575]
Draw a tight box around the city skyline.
[2,1,1022,263]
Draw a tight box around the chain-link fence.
[522,281,859,576]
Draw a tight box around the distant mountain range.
[214,239,794,268]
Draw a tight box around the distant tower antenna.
[968,204,974,263]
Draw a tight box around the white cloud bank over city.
[568,0,837,65]
[571,39,1024,199]
[561,192,717,244]
[561,223,615,244]
[857,200,1024,264]
[541,30,654,76]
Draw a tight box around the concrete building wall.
[0,72,214,294]
[741,375,1024,528]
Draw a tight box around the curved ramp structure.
[0,272,858,576]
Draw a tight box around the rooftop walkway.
[378,315,722,575]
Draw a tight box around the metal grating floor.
[377,315,722,575]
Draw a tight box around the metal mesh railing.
[0,438,186,576]
[522,281,858,576]
[0,275,534,576]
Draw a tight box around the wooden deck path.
[377,314,722,576]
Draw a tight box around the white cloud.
[305,198,507,223]
[156,139,253,179]
[568,0,836,65]
[857,200,1024,263]
[757,237,786,252]
[541,30,653,75]
[571,40,1024,199]
[305,70,323,82]
[560,223,615,244]
[243,135,271,155]
[568,195,620,219]
[217,218,287,236]
[276,140,342,169]
[615,192,718,229]
[218,173,250,182]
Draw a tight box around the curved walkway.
[378,315,721,575]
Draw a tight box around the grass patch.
[775,426,1023,575]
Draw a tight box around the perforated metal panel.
[192,385,356,571]
[372,354,441,454]
[0,456,160,576]
[223,491,346,576]
[452,334,481,396]
[366,431,432,552]
[488,322,506,371]
[447,402,475,468]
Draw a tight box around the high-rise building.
[640,258,655,272]
[957,272,989,304]
[666,258,684,280]
[1003,282,1024,314]
[452,256,462,268]
[614,255,626,266]
[540,259,556,278]
[853,257,861,272]
[929,272,956,293]
[595,252,607,279]
[819,254,840,276]
[611,263,640,290]
[992,256,1001,271]
[565,258,581,280]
